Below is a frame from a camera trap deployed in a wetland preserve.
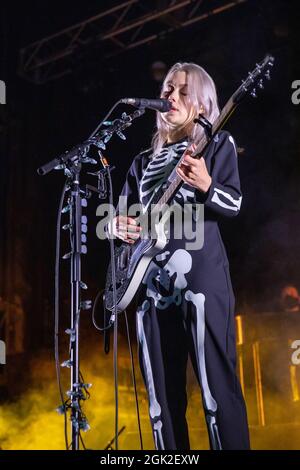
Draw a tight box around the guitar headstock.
[233,54,275,104]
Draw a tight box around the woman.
[110,62,250,450]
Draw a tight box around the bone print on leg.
[137,300,165,449]
[142,249,192,309]
[185,289,222,450]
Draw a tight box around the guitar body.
[105,227,167,312]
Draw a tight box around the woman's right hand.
[110,215,142,244]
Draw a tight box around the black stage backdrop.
[0,0,299,428]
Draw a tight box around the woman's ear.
[199,104,205,114]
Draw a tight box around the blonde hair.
[152,62,220,155]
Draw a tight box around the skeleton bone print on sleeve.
[198,132,243,218]
[139,141,195,212]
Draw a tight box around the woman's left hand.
[176,145,212,193]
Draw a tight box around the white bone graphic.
[138,249,223,449]
[143,249,192,309]
[139,142,190,211]
[137,300,165,450]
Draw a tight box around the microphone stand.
[67,158,88,450]
[37,105,145,450]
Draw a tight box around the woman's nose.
[168,89,178,102]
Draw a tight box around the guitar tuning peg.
[251,88,257,98]
[241,79,247,90]
[264,70,271,80]
[258,79,264,89]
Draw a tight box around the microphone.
[121,97,172,112]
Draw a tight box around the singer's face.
[161,71,192,128]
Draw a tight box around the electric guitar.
[104,55,274,313]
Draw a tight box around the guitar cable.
[91,293,144,450]
[105,165,120,450]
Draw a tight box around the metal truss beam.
[18,0,247,84]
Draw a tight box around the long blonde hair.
[152,62,220,155]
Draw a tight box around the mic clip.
[194,114,212,139]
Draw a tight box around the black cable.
[92,288,112,332]
[79,370,91,400]
[88,100,122,140]
[106,165,120,450]
[124,310,143,450]
[79,432,87,450]
[54,181,70,450]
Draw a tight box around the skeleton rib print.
[139,141,195,212]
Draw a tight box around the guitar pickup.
[118,245,131,270]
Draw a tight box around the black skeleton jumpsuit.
[117,130,250,450]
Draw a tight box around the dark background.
[0,0,299,352]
